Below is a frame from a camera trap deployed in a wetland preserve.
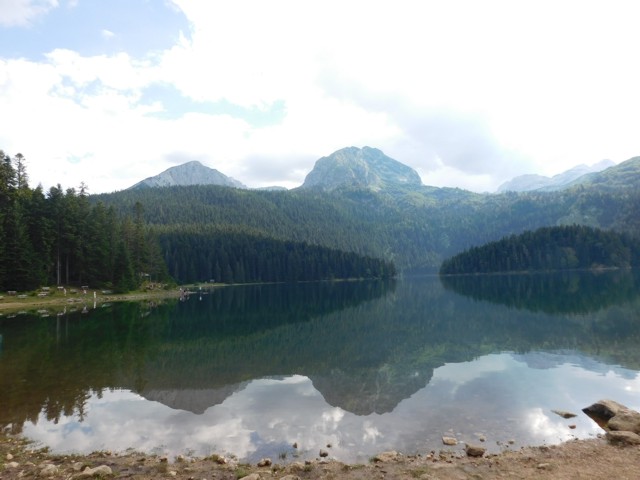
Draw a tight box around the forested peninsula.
[440,225,640,275]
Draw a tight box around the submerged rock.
[552,409,577,419]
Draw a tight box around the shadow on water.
[1,273,640,452]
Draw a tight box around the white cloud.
[1,0,640,192]
[0,0,58,27]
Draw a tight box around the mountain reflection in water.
[1,273,639,462]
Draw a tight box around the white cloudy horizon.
[1,0,639,194]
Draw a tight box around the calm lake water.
[1,271,640,463]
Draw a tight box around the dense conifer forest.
[439,225,640,274]
[0,151,171,292]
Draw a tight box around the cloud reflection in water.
[21,352,640,463]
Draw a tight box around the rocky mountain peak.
[129,160,245,190]
[301,146,422,191]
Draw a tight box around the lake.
[1,271,639,463]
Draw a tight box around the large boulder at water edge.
[583,399,640,445]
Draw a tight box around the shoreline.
[0,286,208,314]
[2,432,639,480]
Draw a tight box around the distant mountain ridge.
[300,146,423,191]
[497,160,615,193]
[129,160,245,190]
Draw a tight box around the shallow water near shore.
[1,272,640,463]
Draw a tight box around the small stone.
[292,442,298,449]
[569,424,577,429]
[478,435,486,442]
[72,462,85,471]
[319,450,329,458]
[168,471,177,477]
[238,474,260,480]
[507,439,515,445]
[78,465,113,477]
[176,455,186,462]
[6,453,14,460]
[40,464,59,477]
[6,461,20,469]
[442,436,457,446]
[326,443,332,448]
[537,463,552,469]
[465,444,486,457]
[372,451,400,462]
[257,457,272,467]
[160,456,169,463]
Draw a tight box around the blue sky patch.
[0,0,190,59]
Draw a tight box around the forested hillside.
[440,225,640,274]
[157,226,396,284]
[94,176,640,273]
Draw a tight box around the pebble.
[238,474,260,480]
[6,453,14,460]
[6,461,20,469]
[442,436,458,446]
[319,450,329,458]
[77,465,113,477]
[40,464,59,477]
[257,457,272,467]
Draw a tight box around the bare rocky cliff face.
[301,146,423,192]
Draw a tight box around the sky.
[1,0,639,194]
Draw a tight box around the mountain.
[300,146,423,191]
[497,160,614,192]
[567,156,640,192]
[95,150,640,276]
[129,160,245,190]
